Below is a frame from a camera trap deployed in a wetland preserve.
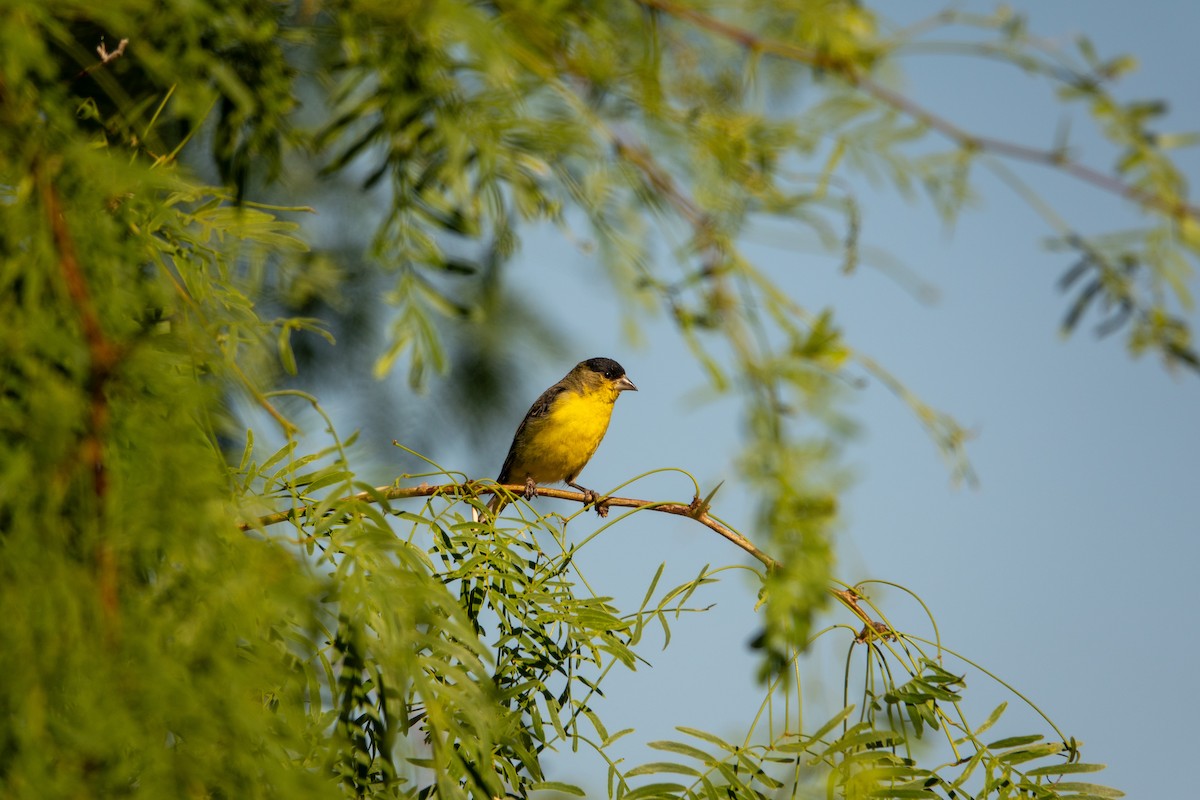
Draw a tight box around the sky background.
[283,2,1200,796]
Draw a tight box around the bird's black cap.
[583,357,627,380]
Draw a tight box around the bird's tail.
[486,491,509,516]
[471,489,508,523]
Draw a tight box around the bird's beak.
[616,375,638,392]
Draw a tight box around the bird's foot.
[523,476,538,500]
[570,483,609,517]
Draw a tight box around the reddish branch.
[238,482,898,634]
[42,181,120,496]
[41,176,122,618]
[240,481,780,570]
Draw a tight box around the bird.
[487,357,637,516]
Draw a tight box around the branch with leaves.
[240,478,780,570]
[627,0,1198,372]
[636,0,1198,221]
[229,437,1116,799]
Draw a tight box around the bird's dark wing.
[496,383,567,482]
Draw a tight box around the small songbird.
[488,357,637,515]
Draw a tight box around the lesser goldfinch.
[489,357,637,515]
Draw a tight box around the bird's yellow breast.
[505,388,617,485]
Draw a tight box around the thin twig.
[97,38,128,65]
[72,38,129,83]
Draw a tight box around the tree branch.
[238,481,901,636]
[40,171,122,620]
[634,0,1200,221]
[40,177,119,499]
[239,481,780,570]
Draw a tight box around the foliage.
[2,0,1188,797]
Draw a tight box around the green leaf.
[583,706,609,742]
[1049,782,1125,798]
[621,784,687,800]
[676,726,736,751]
[1023,761,1108,777]
[639,563,666,612]
[798,705,856,749]
[531,781,586,796]
[625,761,703,778]
[997,742,1064,764]
[1155,131,1200,150]
[987,733,1043,749]
[973,702,1007,738]
[822,727,905,755]
[603,728,636,748]
[648,739,715,764]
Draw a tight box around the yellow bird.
[488,357,637,515]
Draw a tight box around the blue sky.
[466,2,1200,796]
